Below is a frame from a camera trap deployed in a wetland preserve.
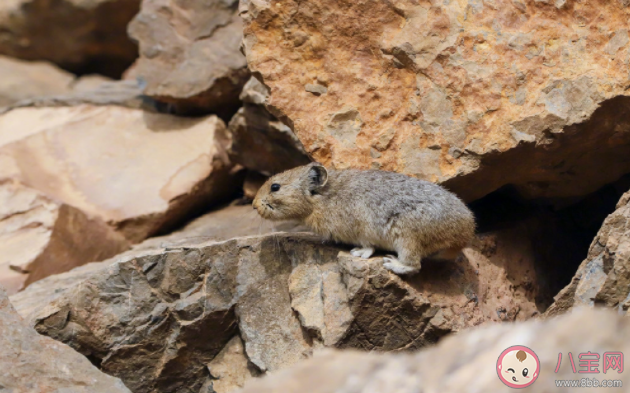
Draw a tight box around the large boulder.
[0,105,240,242]
[546,190,630,317]
[12,225,550,392]
[0,0,140,77]
[127,0,249,116]
[0,180,129,295]
[242,0,630,202]
[0,285,131,392]
[236,308,630,393]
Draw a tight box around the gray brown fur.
[253,163,475,275]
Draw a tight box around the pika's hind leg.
[351,246,375,259]
[383,256,419,275]
[383,244,422,275]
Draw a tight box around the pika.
[253,163,475,275]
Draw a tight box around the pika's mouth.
[254,202,276,220]
[512,377,518,382]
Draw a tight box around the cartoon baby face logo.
[497,346,540,388]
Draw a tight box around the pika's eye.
[271,183,281,192]
[522,368,528,377]
[507,368,515,373]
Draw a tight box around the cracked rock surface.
[236,308,630,393]
[0,285,131,393]
[12,228,545,392]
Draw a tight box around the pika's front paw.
[351,247,375,259]
[383,256,420,275]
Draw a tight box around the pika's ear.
[308,164,328,190]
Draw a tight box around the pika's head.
[253,163,328,221]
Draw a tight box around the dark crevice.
[15,0,141,79]
[68,55,136,79]
[85,353,103,369]
[469,173,630,310]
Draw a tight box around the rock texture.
[0,105,240,242]
[242,0,630,202]
[12,226,549,392]
[0,55,156,112]
[226,77,311,176]
[0,180,129,295]
[201,335,260,393]
[1,79,158,114]
[546,190,630,317]
[0,285,131,393]
[127,0,249,115]
[133,203,308,251]
[0,0,140,77]
[0,55,74,107]
[237,308,630,393]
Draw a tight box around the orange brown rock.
[242,0,630,201]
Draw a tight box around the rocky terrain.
[1,0,630,392]
[0,285,131,392]
[237,307,630,393]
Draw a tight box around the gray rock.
[0,285,131,393]
[127,0,249,115]
[11,226,547,392]
[305,84,328,95]
[236,308,630,393]
[0,79,158,115]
